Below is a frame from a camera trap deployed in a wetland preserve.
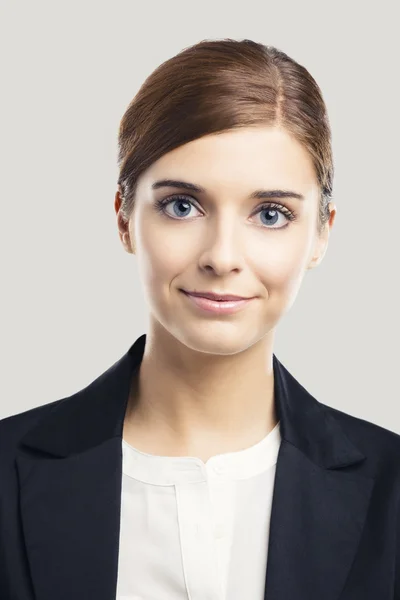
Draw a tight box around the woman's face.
[116,125,335,355]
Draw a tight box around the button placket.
[175,480,221,600]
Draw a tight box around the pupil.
[175,201,190,216]
[263,209,278,224]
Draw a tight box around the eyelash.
[154,194,298,229]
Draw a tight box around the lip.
[180,290,254,315]
[181,290,252,301]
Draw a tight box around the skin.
[115,125,336,463]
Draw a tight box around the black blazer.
[1,333,400,600]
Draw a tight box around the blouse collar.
[122,420,281,484]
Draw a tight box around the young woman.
[1,38,400,600]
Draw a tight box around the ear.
[114,186,135,254]
[307,202,336,270]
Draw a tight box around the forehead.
[138,126,318,197]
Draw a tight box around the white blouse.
[115,420,281,600]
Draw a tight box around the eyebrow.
[151,179,305,201]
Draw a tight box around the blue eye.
[259,206,285,227]
[154,194,297,229]
[158,196,198,219]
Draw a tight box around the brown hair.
[117,38,334,234]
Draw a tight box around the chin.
[173,324,260,356]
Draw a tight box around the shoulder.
[0,399,64,463]
[322,401,400,476]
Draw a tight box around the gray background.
[1,1,399,431]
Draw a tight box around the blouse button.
[214,523,226,539]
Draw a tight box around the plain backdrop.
[0,1,399,432]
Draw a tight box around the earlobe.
[123,232,135,254]
[307,233,328,270]
[307,253,320,270]
[120,228,135,254]
[307,202,336,270]
[307,246,325,270]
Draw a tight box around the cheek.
[254,233,313,293]
[249,235,312,322]
[134,215,190,289]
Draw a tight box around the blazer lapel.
[16,334,375,600]
[16,341,139,600]
[263,362,375,600]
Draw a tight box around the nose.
[198,222,244,276]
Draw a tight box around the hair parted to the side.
[117,38,334,234]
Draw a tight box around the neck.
[124,323,278,457]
